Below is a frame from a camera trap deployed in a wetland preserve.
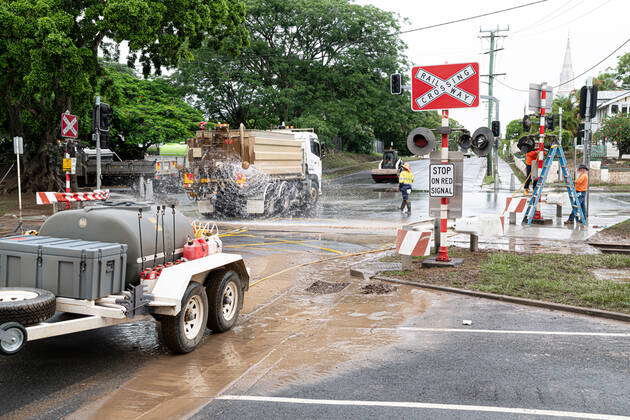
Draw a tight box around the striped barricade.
[503,197,528,225]
[395,229,432,257]
[36,190,110,205]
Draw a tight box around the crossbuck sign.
[411,62,480,111]
[61,113,79,138]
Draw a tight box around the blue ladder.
[523,144,586,225]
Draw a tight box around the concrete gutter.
[373,275,630,323]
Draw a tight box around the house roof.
[597,90,630,109]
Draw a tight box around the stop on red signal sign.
[411,62,480,111]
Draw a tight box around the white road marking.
[395,327,630,337]
[217,395,630,419]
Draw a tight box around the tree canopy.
[0,0,247,189]
[98,63,204,160]
[176,0,442,154]
[597,114,630,158]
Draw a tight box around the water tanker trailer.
[0,201,249,355]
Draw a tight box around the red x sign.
[411,62,480,111]
[61,113,78,138]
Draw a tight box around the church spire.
[557,36,575,98]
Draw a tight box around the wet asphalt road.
[1,159,630,419]
[195,292,630,419]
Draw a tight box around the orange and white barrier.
[396,229,432,257]
[36,190,110,205]
[504,197,528,214]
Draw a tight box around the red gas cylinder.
[195,237,209,257]
[183,239,205,261]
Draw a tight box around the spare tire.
[0,288,56,326]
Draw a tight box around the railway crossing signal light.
[390,73,402,95]
[491,120,500,137]
[577,123,585,144]
[522,115,532,132]
[545,114,555,130]
[406,127,435,155]
[470,127,493,157]
[517,135,536,154]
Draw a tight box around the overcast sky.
[357,0,629,134]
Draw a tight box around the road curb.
[372,275,630,323]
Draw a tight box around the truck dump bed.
[187,125,305,178]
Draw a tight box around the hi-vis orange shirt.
[575,173,588,191]
[525,150,540,165]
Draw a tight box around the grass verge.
[380,248,630,314]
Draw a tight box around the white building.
[592,90,630,131]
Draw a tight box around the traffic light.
[522,115,531,132]
[99,103,112,132]
[491,120,500,137]
[406,127,435,155]
[579,86,598,118]
[545,114,555,130]
[458,130,472,151]
[93,103,113,132]
[470,127,494,157]
[577,123,585,144]
[390,73,402,95]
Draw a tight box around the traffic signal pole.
[95,96,102,191]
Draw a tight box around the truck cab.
[292,131,323,194]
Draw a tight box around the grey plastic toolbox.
[0,235,127,299]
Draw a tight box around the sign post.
[61,111,78,209]
[411,62,478,267]
[532,83,552,224]
[13,137,23,220]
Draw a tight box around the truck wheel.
[160,282,209,354]
[206,270,243,333]
[0,288,56,326]
[0,322,27,355]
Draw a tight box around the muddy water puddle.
[69,256,431,419]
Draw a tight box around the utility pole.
[480,25,509,177]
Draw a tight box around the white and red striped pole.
[534,84,546,220]
[64,151,71,210]
[436,109,450,262]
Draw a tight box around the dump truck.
[185,124,322,217]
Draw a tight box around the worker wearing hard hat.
[565,164,589,225]
[398,163,414,214]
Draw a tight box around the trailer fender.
[146,253,246,316]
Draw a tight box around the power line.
[494,77,529,93]
[552,37,630,88]
[512,0,581,35]
[396,0,548,35]
[526,0,614,38]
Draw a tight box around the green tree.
[0,0,247,190]
[176,0,441,154]
[597,114,630,158]
[97,63,204,159]
[505,119,525,140]
[594,72,619,90]
[551,92,580,140]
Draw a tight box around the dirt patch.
[360,283,397,295]
[589,218,630,246]
[305,280,349,294]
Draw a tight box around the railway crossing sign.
[61,113,79,138]
[411,62,480,111]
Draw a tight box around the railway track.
[589,242,630,255]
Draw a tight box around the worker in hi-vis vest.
[398,163,414,214]
[565,164,589,225]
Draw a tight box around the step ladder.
[523,144,586,225]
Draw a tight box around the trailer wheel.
[0,322,27,355]
[206,270,243,333]
[160,282,209,354]
[0,288,56,326]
